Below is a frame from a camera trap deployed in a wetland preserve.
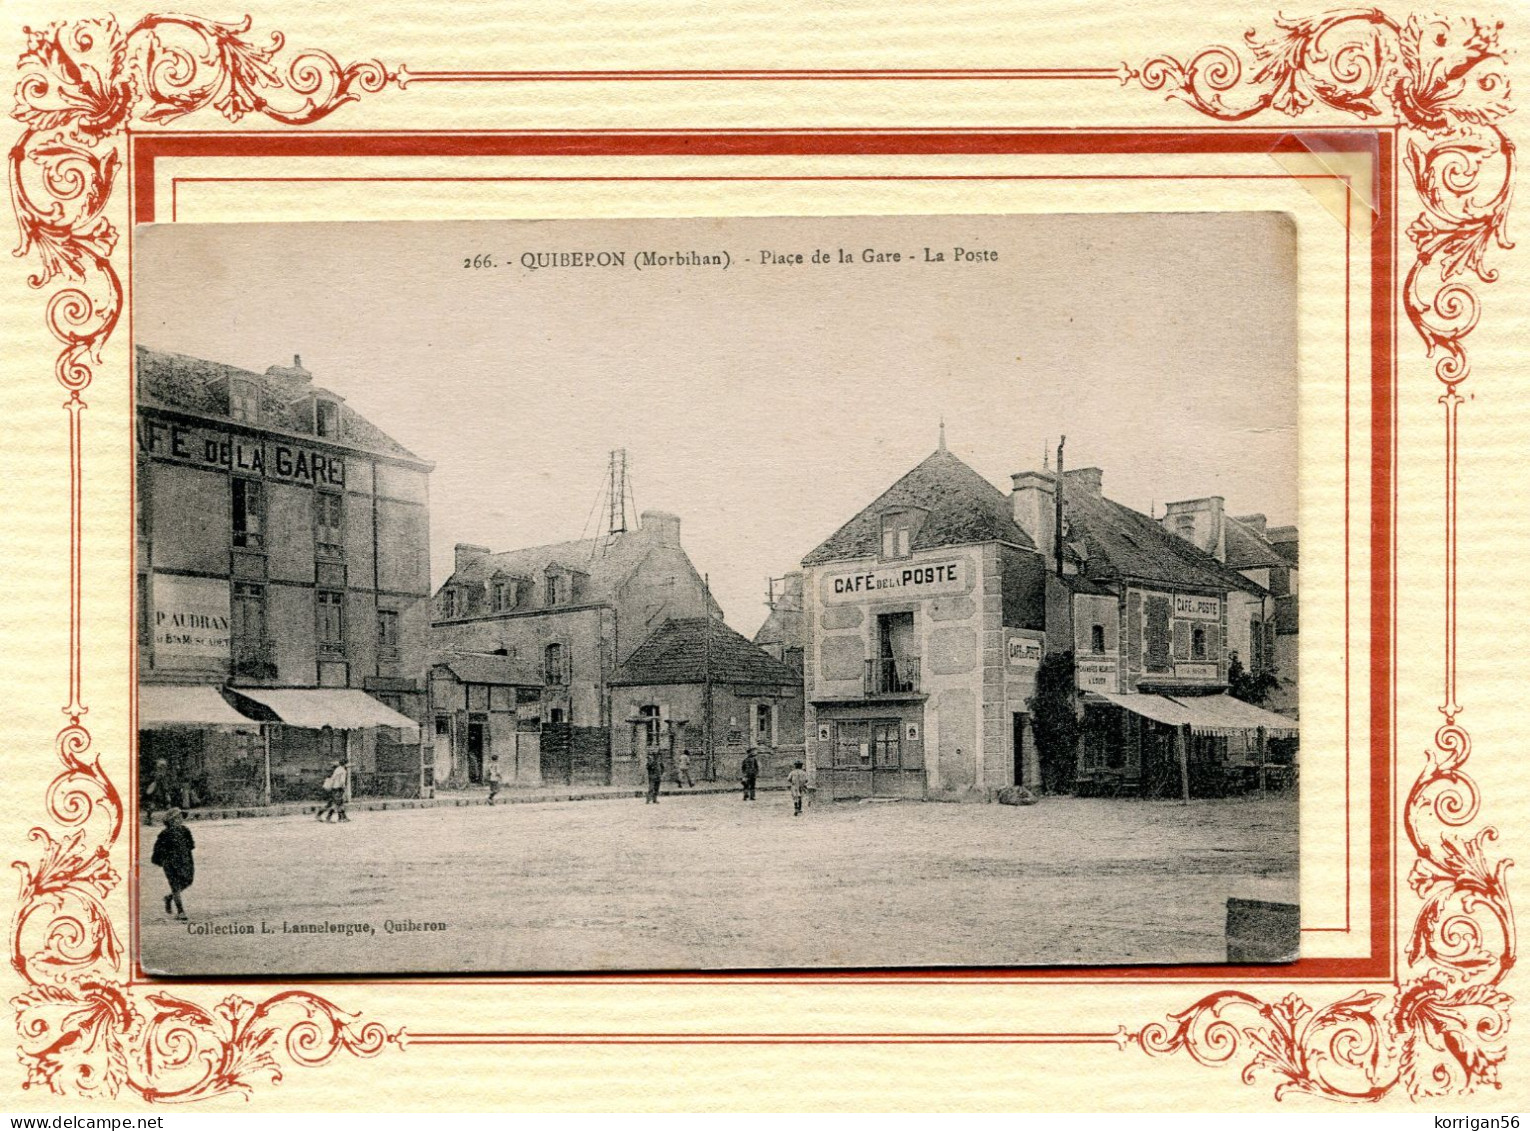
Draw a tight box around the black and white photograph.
[133,212,1300,975]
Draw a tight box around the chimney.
[454,543,491,574]
[1235,513,1268,538]
[1010,471,1055,561]
[1064,467,1103,497]
[641,510,681,547]
[1161,497,1226,561]
[265,355,312,384]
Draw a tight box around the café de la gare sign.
[823,559,967,604]
[139,418,346,487]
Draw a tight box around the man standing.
[675,748,695,789]
[486,755,503,806]
[318,759,349,823]
[645,749,664,804]
[740,749,759,801]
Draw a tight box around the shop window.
[230,379,259,424]
[231,582,266,643]
[639,704,661,749]
[754,703,773,745]
[544,642,566,685]
[377,608,400,659]
[315,399,340,438]
[1090,624,1106,654]
[317,590,345,657]
[880,511,916,560]
[232,477,264,550]
[1192,626,1207,660]
[549,707,566,724]
[835,720,870,767]
[315,492,345,559]
[872,721,902,768]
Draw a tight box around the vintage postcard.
[132,212,1300,976]
[3,0,1525,1113]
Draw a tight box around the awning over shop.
[1085,691,1196,727]
[226,687,419,738]
[1165,694,1299,738]
[138,685,258,729]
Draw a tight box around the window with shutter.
[1144,596,1172,673]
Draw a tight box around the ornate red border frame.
[8,9,1513,1103]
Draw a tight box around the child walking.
[486,755,502,805]
[786,761,809,817]
[151,808,195,921]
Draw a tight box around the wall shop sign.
[823,560,965,603]
[139,418,347,487]
[1173,662,1219,680]
[1075,657,1119,693]
[151,574,230,665]
[1006,635,1043,668]
[817,723,832,742]
[1172,593,1221,621]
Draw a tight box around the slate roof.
[1058,475,1267,596]
[613,618,801,688]
[753,573,804,651]
[802,448,1037,566]
[1223,514,1290,571]
[436,653,544,687]
[441,527,722,618]
[136,346,426,464]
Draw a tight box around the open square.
[139,791,1298,975]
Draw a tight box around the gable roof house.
[430,509,721,788]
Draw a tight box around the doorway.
[466,720,486,784]
[1013,712,1028,789]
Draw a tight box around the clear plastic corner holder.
[1267,131,1382,230]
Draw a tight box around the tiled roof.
[1224,514,1290,571]
[802,448,1037,566]
[1060,478,1267,595]
[437,653,543,687]
[135,346,425,463]
[613,618,801,688]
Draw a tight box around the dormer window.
[546,572,565,606]
[443,588,458,618]
[492,578,522,612]
[230,379,259,424]
[881,510,918,560]
[315,399,340,438]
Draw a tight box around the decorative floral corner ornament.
[1132,9,1514,1101]
[10,14,403,1102]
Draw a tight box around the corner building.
[802,445,1049,800]
[136,348,432,807]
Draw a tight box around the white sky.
[134,212,1296,638]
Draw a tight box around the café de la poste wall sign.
[822,560,967,604]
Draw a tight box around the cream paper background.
[1,0,1526,1111]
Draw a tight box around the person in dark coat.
[740,749,760,801]
[151,808,195,921]
[645,749,664,804]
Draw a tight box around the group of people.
[643,748,809,814]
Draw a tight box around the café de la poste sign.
[823,560,967,604]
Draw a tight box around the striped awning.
[225,687,419,739]
[1085,691,1196,727]
[138,685,258,729]
[1166,694,1299,738]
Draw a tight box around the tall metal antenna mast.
[608,448,629,536]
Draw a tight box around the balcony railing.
[865,656,920,696]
